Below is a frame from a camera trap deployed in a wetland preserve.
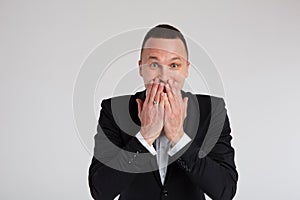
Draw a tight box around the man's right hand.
[136,78,165,146]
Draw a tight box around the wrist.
[140,128,157,146]
[170,129,184,146]
[146,139,155,146]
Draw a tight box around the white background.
[1,0,299,199]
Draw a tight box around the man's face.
[138,38,190,91]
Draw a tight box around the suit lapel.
[153,170,163,187]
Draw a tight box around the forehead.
[142,38,187,59]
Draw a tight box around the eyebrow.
[170,57,182,61]
[148,56,159,60]
[147,56,182,61]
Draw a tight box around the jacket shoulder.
[194,93,225,103]
[99,94,133,108]
[187,93,226,112]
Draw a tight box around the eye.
[150,63,159,68]
[170,63,180,69]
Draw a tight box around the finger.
[155,82,164,105]
[169,80,183,110]
[144,80,154,105]
[164,92,171,114]
[183,97,188,118]
[165,83,176,111]
[136,98,143,117]
[149,78,160,105]
[168,79,181,100]
[159,92,165,111]
[175,81,183,100]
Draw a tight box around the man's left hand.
[163,79,188,146]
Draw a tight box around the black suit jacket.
[88,90,238,200]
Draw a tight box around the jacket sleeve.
[174,97,238,200]
[88,98,155,200]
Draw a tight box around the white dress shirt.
[136,131,191,184]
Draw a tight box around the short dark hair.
[140,24,189,59]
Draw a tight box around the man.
[88,24,238,200]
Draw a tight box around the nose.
[158,65,169,84]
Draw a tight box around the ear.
[185,60,190,78]
[138,60,143,77]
